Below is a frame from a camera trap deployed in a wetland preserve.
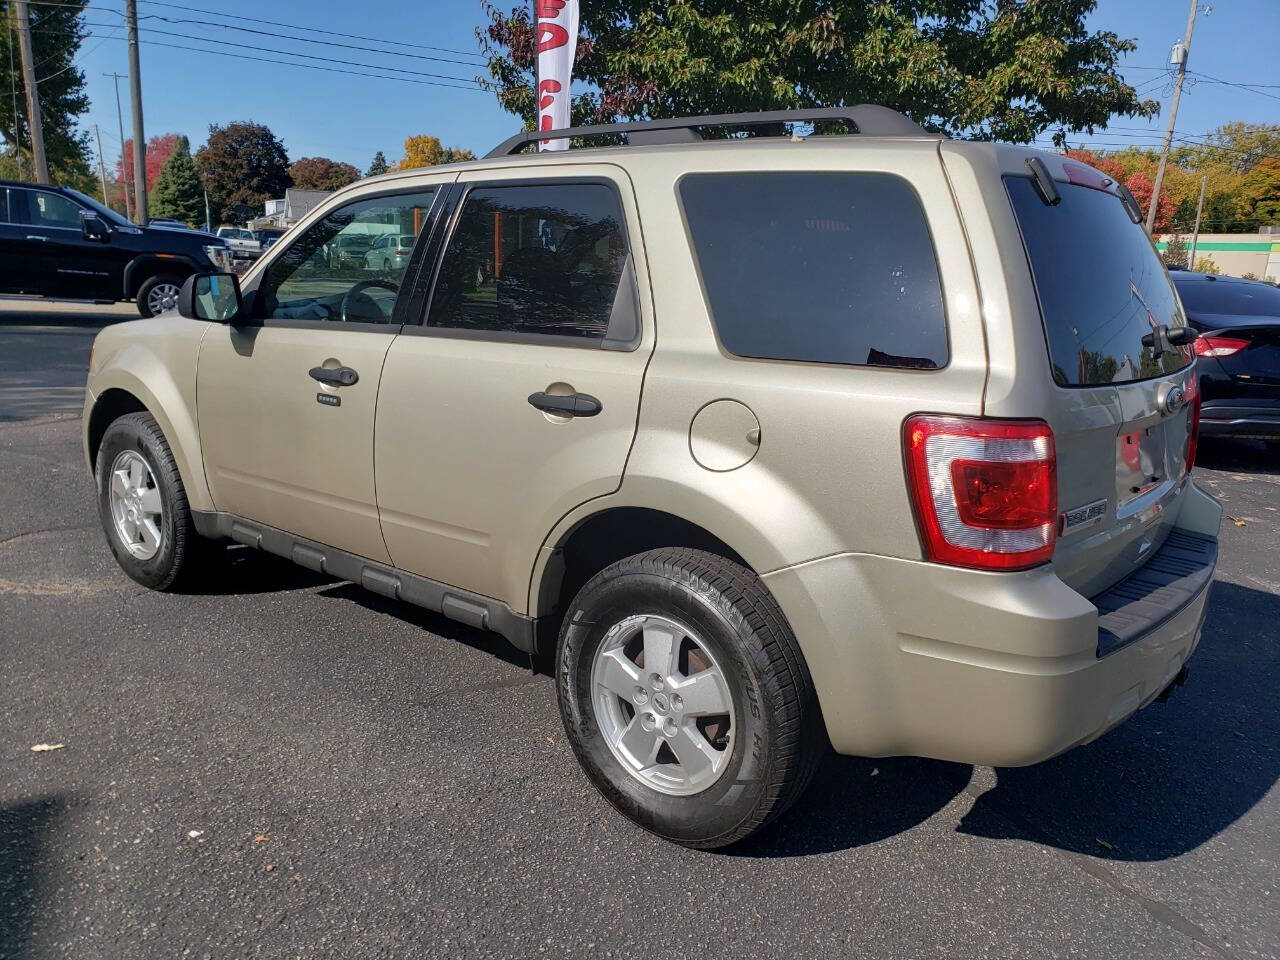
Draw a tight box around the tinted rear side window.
[679,173,947,369]
[1174,277,1280,318]
[1006,176,1191,386]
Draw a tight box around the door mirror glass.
[179,272,244,323]
[80,210,110,242]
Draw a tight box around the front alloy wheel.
[107,449,164,560]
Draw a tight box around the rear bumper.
[764,481,1222,767]
[1199,401,1280,439]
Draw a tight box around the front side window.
[29,190,83,229]
[258,190,436,323]
[427,182,628,341]
[679,172,948,369]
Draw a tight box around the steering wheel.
[340,279,400,324]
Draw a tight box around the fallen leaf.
[1227,515,1247,527]
[253,834,269,843]
[187,830,204,840]
[1096,837,1114,851]
[293,873,303,882]
[265,863,275,872]
[30,743,65,753]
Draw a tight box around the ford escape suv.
[82,107,1221,848]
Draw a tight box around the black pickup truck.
[0,180,230,317]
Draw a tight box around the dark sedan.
[1173,272,1280,454]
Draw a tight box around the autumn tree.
[289,156,361,191]
[398,135,475,170]
[480,0,1156,145]
[1064,149,1176,232]
[120,132,181,198]
[366,151,390,177]
[194,121,291,224]
[0,0,93,187]
[149,136,204,226]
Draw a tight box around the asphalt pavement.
[2,300,1278,959]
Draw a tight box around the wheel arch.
[123,254,198,299]
[85,361,213,513]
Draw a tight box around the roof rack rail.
[485,105,935,158]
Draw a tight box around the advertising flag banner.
[535,0,578,151]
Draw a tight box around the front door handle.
[527,391,602,418]
[25,235,47,242]
[309,365,359,386]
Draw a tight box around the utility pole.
[94,124,111,208]
[13,0,50,183]
[1147,0,1198,236]
[105,73,132,220]
[1187,175,1208,271]
[125,0,148,224]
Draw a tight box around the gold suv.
[84,108,1222,848]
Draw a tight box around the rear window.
[1174,277,1280,317]
[679,172,947,369]
[1005,176,1191,386]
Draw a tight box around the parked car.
[216,226,261,260]
[83,108,1221,848]
[1172,271,1280,453]
[254,227,285,253]
[0,179,230,316]
[364,232,415,272]
[329,232,374,269]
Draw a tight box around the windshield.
[1006,176,1192,386]
[1174,277,1280,317]
[65,188,133,228]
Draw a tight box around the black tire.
[95,411,202,590]
[557,548,824,849]
[135,272,185,318]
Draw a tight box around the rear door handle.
[309,365,359,386]
[25,235,47,242]
[527,391,602,418]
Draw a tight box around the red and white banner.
[535,0,578,151]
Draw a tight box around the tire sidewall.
[96,418,182,588]
[136,273,184,318]
[558,567,779,846]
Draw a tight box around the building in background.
[248,188,330,230]
[1156,230,1280,280]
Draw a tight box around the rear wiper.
[1142,324,1196,357]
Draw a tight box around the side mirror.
[80,211,110,242]
[178,272,244,323]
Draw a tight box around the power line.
[66,3,489,70]
[73,20,484,85]
[54,31,487,92]
[1187,69,1280,102]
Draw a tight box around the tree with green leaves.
[149,135,204,226]
[0,0,94,187]
[193,121,291,224]
[289,156,360,191]
[480,0,1157,145]
[366,150,390,177]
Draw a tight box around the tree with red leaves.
[117,133,182,198]
[1065,148,1175,232]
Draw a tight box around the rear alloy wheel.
[557,548,825,848]
[136,273,184,317]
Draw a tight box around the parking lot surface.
[2,300,1278,959]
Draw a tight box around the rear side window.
[428,182,629,342]
[679,172,947,369]
[0,188,9,224]
[1174,277,1280,317]
[1005,176,1191,386]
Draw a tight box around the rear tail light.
[904,416,1057,571]
[1193,336,1249,358]
[1185,371,1202,471]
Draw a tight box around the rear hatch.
[1003,166,1198,597]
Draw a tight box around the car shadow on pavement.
[314,581,535,671]
[173,544,335,596]
[1194,437,1278,475]
[736,580,1279,861]
[0,794,72,960]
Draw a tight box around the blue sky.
[65,0,1280,174]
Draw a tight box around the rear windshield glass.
[679,172,947,369]
[1173,277,1280,317]
[1005,176,1191,386]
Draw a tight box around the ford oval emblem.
[1163,385,1186,415]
